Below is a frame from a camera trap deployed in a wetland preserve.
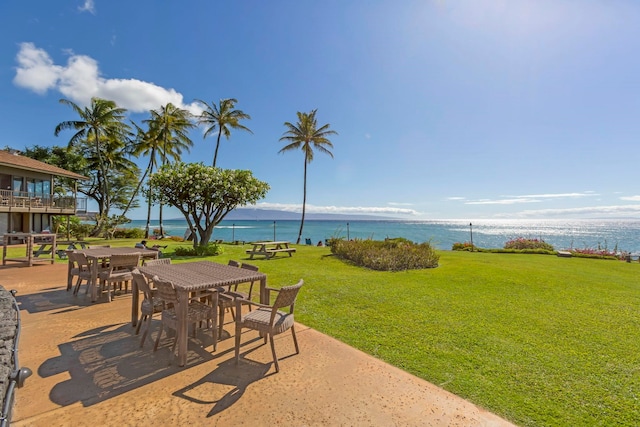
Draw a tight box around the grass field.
[7,238,640,426]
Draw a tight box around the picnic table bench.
[245,241,296,259]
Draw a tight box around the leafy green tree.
[21,145,87,196]
[54,97,132,223]
[75,135,140,236]
[148,162,269,247]
[196,98,252,167]
[279,109,337,244]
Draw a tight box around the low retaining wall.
[0,286,31,427]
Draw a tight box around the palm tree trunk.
[213,132,222,167]
[296,159,308,244]
[145,188,153,238]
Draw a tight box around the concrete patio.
[1,263,516,426]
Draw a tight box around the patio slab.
[0,263,516,426]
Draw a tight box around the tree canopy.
[148,162,269,247]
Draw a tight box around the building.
[0,150,87,235]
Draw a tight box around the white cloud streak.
[13,43,201,114]
[253,202,419,216]
[461,191,598,205]
[78,0,96,14]
[515,204,640,218]
[620,195,640,201]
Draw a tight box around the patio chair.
[227,263,259,302]
[213,260,255,335]
[234,279,303,373]
[98,253,140,302]
[153,277,217,360]
[131,270,164,347]
[68,252,92,295]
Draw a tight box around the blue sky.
[3,0,640,220]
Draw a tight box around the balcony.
[0,189,86,215]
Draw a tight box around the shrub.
[330,238,439,271]
[452,241,474,251]
[568,248,621,260]
[112,227,145,239]
[173,243,222,257]
[504,237,555,251]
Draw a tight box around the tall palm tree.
[54,97,130,221]
[144,103,194,236]
[279,109,337,244]
[196,98,252,167]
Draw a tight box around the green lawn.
[22,239,640,425]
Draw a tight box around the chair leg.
[140,315,153,347]
[72,277,82,296]
[234,325,242,364]
[269,334,279,373]
[291,325,300,354]
[218,305,225,337]
[154,324,164,351]
[135,314,146,335]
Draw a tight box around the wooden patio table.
[70,247,159,302]
[137,260,267,367]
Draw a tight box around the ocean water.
[125,218,640,254]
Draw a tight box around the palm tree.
[55,97,131,222]
[196,98,252,167]
[144,103,194,236]
[279,109,337,244]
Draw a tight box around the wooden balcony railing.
[0,190,86,213]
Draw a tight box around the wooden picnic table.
[2,233,56,266]
[245,241,296,259]
[70,247,159,302]
[138,261,267,366]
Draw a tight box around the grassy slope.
[23,240,640,426]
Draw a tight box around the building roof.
[0,150,88,180]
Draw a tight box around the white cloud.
[13,43,201,114]
[447,197,466,201]
[620,195,640,201]
[508,192,598,199]
[466,198,540,205]
[253,202,419,216]
[515,204,640,218]
[78,0,96,14]
[13,43,62,94]
[461,191,598,206]
[388,202,414,206]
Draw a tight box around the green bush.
[504,237,555,251]
[330,238,439,271]
[173,243,222,257]
[452,241,474,251]
[112,227,145,239]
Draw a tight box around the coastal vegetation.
[279,109,337,244]
[452,237,628,260]
[196,98,253,168]
[147,162,269,248]
[329,237,439,271]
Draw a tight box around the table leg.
[90,259,98,302]
[259,276,267,304]
[211,290,218,352]
[131,278,139,327]
[66,258,73,291]
[177,290,188,367]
